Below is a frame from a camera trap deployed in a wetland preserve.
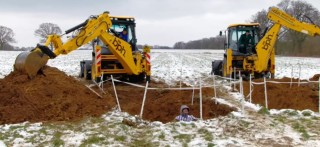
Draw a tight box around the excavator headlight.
[126,18,129,21]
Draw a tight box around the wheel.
[211,60,223,76]
[128,73,145,83]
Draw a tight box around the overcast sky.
[1,0,319,47]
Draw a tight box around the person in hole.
[175,105,198,122]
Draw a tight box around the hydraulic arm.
[14,11,144,78]
[245,7,320,73]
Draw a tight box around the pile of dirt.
[102,82,237,123]
[0,66,114,124]
[241,77,319,111]
[310,74,320,81]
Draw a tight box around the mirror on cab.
[219,31,222,36]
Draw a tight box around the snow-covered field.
[0,49,320,146]
[1,49,319,81]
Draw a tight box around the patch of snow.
[0,141,6,147]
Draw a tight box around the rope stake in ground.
[140,81,149,118]
[249,74,252,103]
[264,77,268,109]
[199,77,203,120]
[111,75,121,112]
[240,77,245,114]
[85,85,102,98]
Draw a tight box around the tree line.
[172,36,225,49]
[170,0,320,56]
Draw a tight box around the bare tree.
[250,9,269,32]
[34,23,62,49]
[250,0,320,56]
[0,25,15,50]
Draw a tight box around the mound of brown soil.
[242,77,319,111]
[0,66,114,124]
[0,66,236,124]
[310,74,320,81]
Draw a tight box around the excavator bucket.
[14,49,49,78]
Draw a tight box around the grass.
[301,111,312,116]
[258,107,270,115]
[159,131,166,140]
[274,116,286,123]
[198,128,213,141]
[173,134,191,143]
[292,122,310,140]
[130,139,156,147]
[208,143,216,147]
[80,135,105,146]
[115,135,127,142]
[52,131,64,147]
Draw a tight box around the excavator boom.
[14,11,149,80]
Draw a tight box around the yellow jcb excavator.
[14,11,151,82]
[211,7,320,79]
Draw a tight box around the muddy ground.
[241,74,319,112]
[0,66,235,124]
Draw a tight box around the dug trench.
[240,74,320,112]
[0,66,236,124]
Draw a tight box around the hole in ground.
[104,82,237,123]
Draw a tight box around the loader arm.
[252,7,320,73]
[15,11,140,77]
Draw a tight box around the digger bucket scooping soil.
[14,44,57,78]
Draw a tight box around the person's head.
[245,30,250,35]
[180,105,190,115]
[122,30,127,34]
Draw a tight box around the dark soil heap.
[0,66,113,124]
[0,66,236,124]
[242,77,319,111]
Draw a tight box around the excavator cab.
[213,7,320,80]
[212,23,262,78]
[226,23,261,55]
[80,16,147,82]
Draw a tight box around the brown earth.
[241,77,319,111]
[0,66,236,124]
[0,66,114,125]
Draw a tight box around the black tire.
[79,60,92,78]
[128,73,145,83]
[146,75,151,82]
[211,60,223,76]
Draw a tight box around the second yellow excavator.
[14,11,151,82]
[211,7,320,79]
